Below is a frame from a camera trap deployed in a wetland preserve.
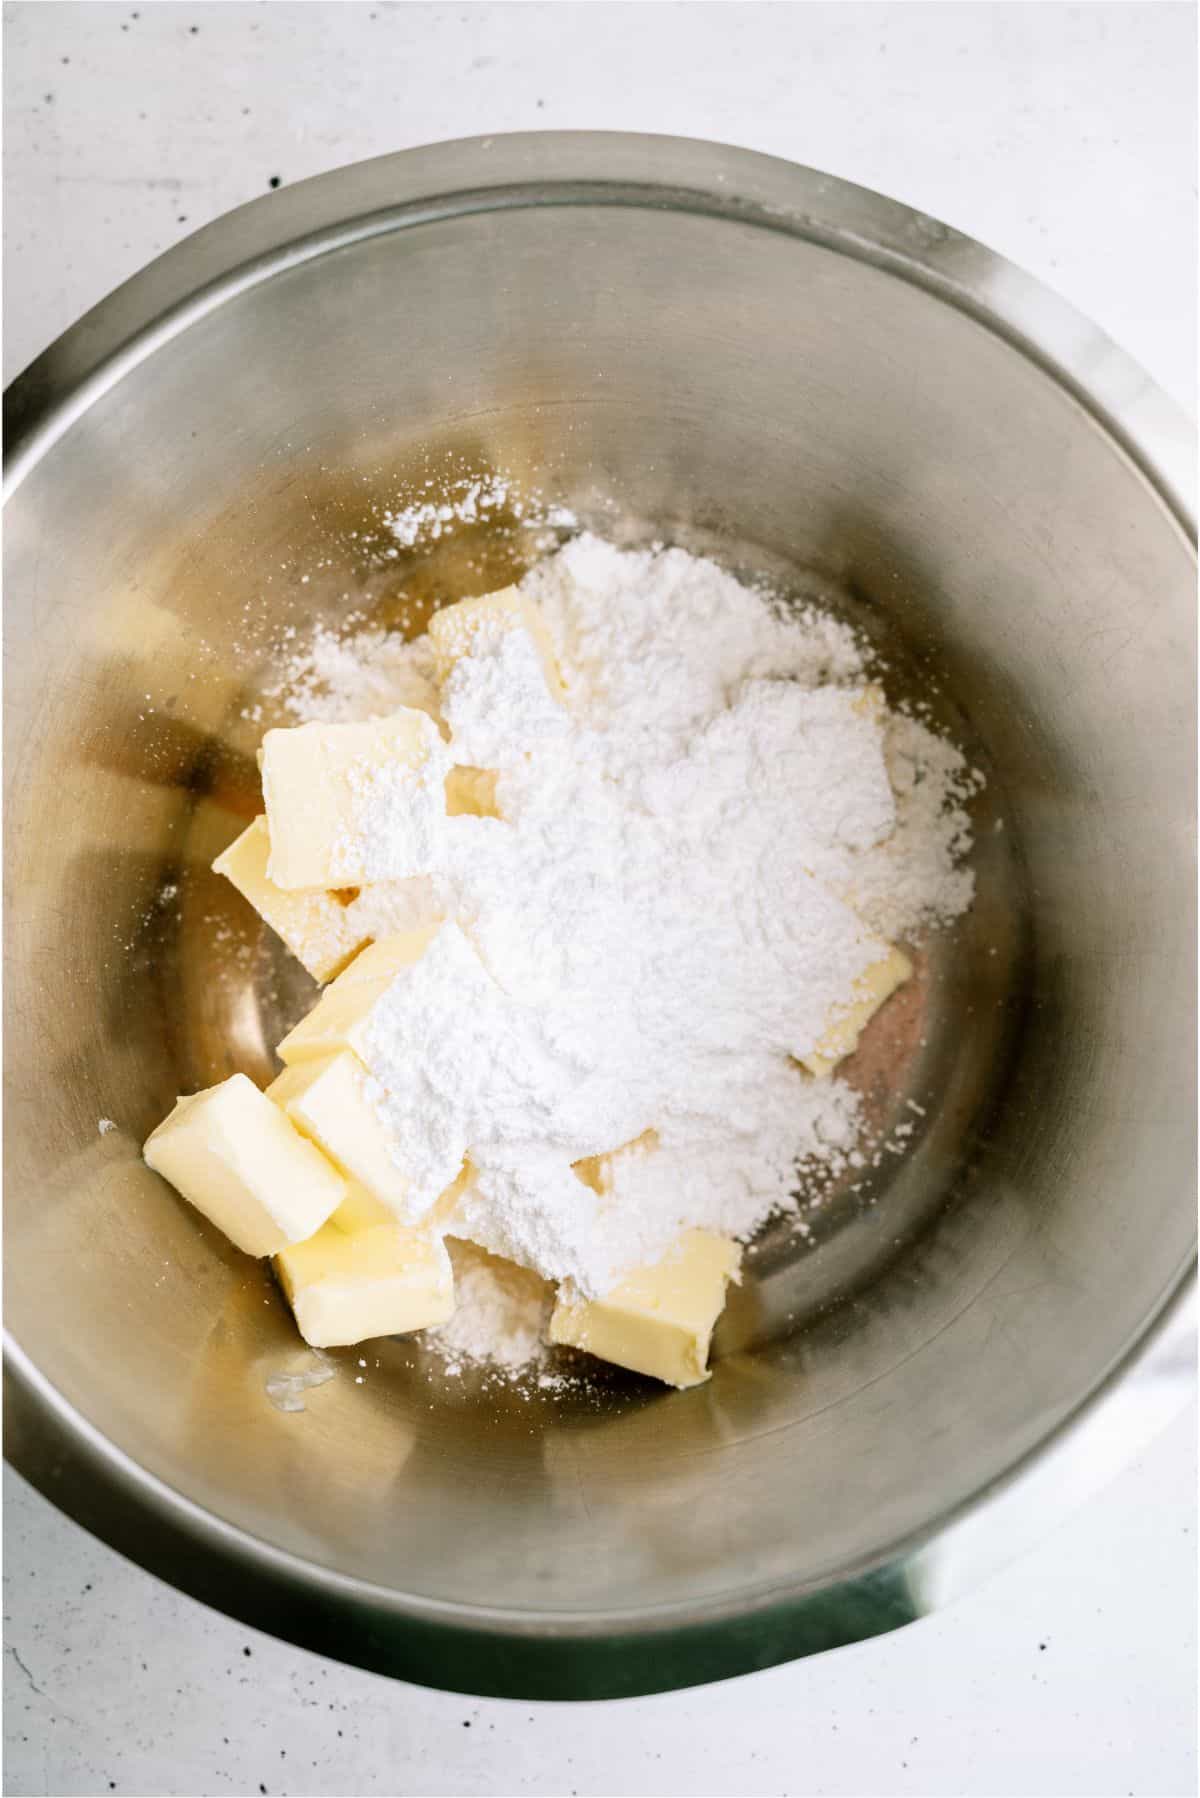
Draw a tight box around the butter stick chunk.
[274,1220,455,1348]
[331,1159,471,1238]
[572,1129,659,1196]
[261,709,449,891]
[799,941,913,1078]
[444,765,500,818]
[267,1052,409,1219]
[328,1183,395,1233]
[213,817,371,983]
[428,587,565,701]
[276,925,440,1065]
[549,1230,741,1389]
[144,1073,346,1257]
[852,682,887,723]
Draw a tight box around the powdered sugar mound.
[446,1068,862,1297]
[526,537,865,758]
[637,680,897,897]
[840,711,982,938]
[344,875,443,942]
[453,1147,616,1294]
[440,623,570,769]
[277,532,980,1315]
[270,625,439,725]
[339,718,451,882]
[430,1239,553,1372]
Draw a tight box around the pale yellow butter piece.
[853,683,887,723]
[572,1129,659,1196]
[275,925,440,1065]
[548,1230,741,1389]
[336,1160,472,1241]
[212,817,371,983]
[267,1052,408,1216]
[329,1183,396,1234]
[445,765,500,817]
[274,1219,455,1348]
[260,709,447,891]
[427,1158,475,1228]
[144,1073,346,1257]
[428,587,565,701]
[799,941,913,1078]
[334,1157,472,1238]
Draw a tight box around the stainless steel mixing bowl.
[4,134,1195,1699]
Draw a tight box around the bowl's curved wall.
[4,135,1195,1696]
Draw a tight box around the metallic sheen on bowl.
[4,133,1195,1699]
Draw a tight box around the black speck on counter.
[189,24,199,34]
[243,1645,252,1657]
[462,1719,471,1727]
[61,55,69,63]
[44,92,54,103]
[268,175,281,189]
[1039,1640,1048,1650]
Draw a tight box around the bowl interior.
[4,182,1194,1624]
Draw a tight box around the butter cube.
[336,1159,470,1237]
[549,1230,741,1389]
[572,1129,659,1196]
[330,1183,395,1233]
[428,587,565,702]
[445,765,500,817]
[213,817,371,983]
[144,1073,346,1257]
[274,1219,455,1348]
[275,925,440,1065]
[853,682,887,723]
[799,941,913,1078]
[261,709,449,891]
[267,1052,408,1215]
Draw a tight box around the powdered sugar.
[338,716,451,883]
[835,711,981,938]
[269,625,440,726]
[439,624,570,769]
[430,1239,553,1372]
[278,533,980,1312]
[382,474,577,548]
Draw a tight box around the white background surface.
[3,4,1196,1796]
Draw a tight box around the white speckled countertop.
[3,5,1196,1795]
